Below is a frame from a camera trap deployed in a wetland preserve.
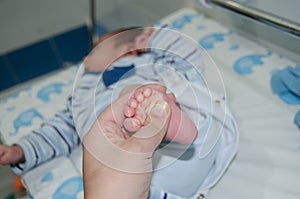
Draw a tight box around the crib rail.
[208,0,300,36]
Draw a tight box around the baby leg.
[123,85,198,144]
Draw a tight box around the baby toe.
[129,98,138,108]
[136,93,144,102]
[143,88,152,98]
[123,106,135,117]
[134,87,152,102]
[123,117,141,133]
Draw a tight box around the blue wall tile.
[6,40,62,82]
[0,25,90,91]
[53,25,90,63]
[0,56,19,90]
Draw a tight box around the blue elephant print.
[53,177,83,199]
[37,83,66,103]
[171,13,200,30]
[41,172,54,183]
[233,51,272,75]
[10,108,43,136]
[199,31,232,50]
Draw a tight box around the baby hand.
[134,27,154,52]
[0,145,25,165]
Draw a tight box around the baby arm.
[0,105,80,174]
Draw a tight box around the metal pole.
[89,0,96,49]
[208,0,300,36]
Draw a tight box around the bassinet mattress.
[0,7,299,199]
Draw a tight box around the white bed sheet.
[208,60,300,199]
[0,7,299,199]
[161,8,300,199]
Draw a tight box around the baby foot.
[134,27,154,51]
[122,85,198,144]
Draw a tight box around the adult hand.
[83,85,171,199]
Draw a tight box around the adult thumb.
[132,100,171,152]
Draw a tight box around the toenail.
[136,94,144,102]
[143,88,151,97]
[124,106,135,117]
[130,100,138,108]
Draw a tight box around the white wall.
[0,0,89,55]
[0,0,194,55]
[96,0,195,30]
